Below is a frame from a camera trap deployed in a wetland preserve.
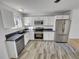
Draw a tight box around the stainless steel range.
[34,20,44,40]
[34,32,43,39]
[34,27,43,40]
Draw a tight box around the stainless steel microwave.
[34,20,43,25]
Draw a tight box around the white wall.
[0,12,9,59]
[0,2,23,59]
[0,31,9,59]
[69,9,79,38]
[0,2,24,34]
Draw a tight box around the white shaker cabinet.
[44,32,54,40]
[24,30,34,46]
[24,32,30,46]
[44,17,55,26]
[6,41,18,58]
[1,9,15,28]
[44,17,56,31]
[29,31,34,40]
[44,19,49,25]
[55,15,70,19]
[24,17,34,26]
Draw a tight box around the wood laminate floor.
[17,40,79,59]
[68,39,79,48]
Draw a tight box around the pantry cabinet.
[1,9,15,28]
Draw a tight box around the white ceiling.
[0,0,79,15]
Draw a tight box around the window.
[11,14,22,29]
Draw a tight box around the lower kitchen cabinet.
[24,33,30,46]
[44,32,55,40]
[6,35,24,59]
[6,41,18,58]
[29,31,34,40]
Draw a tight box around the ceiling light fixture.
[54,0,61,3]
[18,8,24,12]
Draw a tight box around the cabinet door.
[30,17,34,26]
[29,31,34,40]
[24,17,30,26]
[55,15,70,19]
[44,17,55,26]
[48,17,55,26]
[44,19,49,25]
[24,33,30,45]
[44,32,54,40]
[1,9,15,28]
[24,17,34,26]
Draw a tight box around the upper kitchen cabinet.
[55,15,70,19]
[24,17,34,26]
[44,17,55,26]
[1,9,15,28]
[24,16,56,28]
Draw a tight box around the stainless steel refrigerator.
[54,19,71,43]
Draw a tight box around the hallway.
[19,40,79,59]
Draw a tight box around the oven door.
[34,32,43,39]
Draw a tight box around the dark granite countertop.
[6,34,23,41]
